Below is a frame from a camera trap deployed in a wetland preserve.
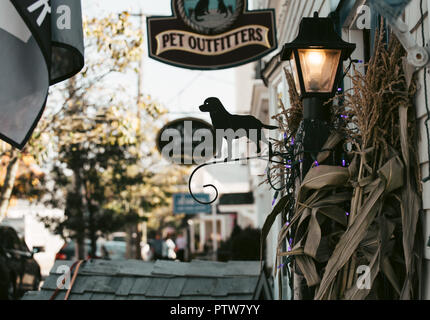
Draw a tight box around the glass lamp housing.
[281,13,356,98]
[290,53,301,95]
[297,49,341,93]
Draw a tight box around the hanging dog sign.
[147,0,277,70]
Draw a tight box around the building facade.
[243,0,430,299]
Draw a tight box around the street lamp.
[281,12,355,120]
[281,12,356,175]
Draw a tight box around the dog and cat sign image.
[147,0,277,70]
[183,0,238,27]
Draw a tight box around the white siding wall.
[235,64,256,114]
[405,0,430,300]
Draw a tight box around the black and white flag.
[0,0,84,149]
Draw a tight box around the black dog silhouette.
[195,0,210,22]
[199,97,278,159]
[218,0,228,17]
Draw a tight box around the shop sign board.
[147,0,277,70]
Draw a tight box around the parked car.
[101,241,126,260]
[110,232,127,242]
[55,239,103,261]
[0,226,42,300]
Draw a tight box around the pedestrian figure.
[175,233,187,262]
[163,233,177,260]
[152,232,164,261]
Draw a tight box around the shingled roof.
[22,260,273,300]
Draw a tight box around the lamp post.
[279,12,356,299]
[281,12,355,175]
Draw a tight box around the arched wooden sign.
[147,0,277,70]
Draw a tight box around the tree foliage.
[35,13,186,257]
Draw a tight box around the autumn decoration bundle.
[262,28,422,300]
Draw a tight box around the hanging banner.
[0,0,85,149]
[367,0,412,24]
[147,0,277,70]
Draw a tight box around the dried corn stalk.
[263,27,422,300]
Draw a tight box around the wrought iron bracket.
[188,153,288,205]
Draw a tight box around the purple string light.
[314,161,319,167]
[291,137,295,145]
[346,212,350,216]
[287,238,293,252]
[342,159,346,167]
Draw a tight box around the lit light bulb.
[304,51,326,91]
[307,51,325,67]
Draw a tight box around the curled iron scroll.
[188,154,287,205]
[188,161,220,205]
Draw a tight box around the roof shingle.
[23,259,270,300]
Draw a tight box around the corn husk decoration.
[262,27,422,300]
